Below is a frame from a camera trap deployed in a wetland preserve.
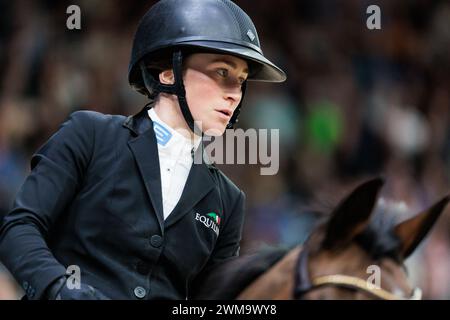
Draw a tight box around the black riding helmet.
[128,0,286,132]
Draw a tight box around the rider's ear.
[323,177,384,249]
[394,195,449,259]
[159,69,175,85]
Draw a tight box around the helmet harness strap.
[140,51,196,134]
[140,50,245,134]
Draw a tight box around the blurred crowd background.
[0,0,449,299]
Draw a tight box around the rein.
[293,246,422,300]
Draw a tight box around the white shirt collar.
[148,108,202,156]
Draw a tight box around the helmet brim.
[175,41,287,83]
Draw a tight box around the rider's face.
[182,53,249,136]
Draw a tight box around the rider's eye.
[217,68,228,77]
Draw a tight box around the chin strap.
[140,51,197,134]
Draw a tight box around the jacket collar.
[122,104,153,136]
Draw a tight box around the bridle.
[293,245,422,300]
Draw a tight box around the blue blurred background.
[0,0,449,299]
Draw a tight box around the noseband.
[293,246,422,300]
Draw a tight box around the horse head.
[193,178,449,300]
[292,178,449,299]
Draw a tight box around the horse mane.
[191,246,290,299]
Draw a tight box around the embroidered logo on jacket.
[195,212,220,236]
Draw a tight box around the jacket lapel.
[164,147,216,229]
[125,107,165,234]
[124,106,217,232]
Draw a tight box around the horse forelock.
[357,199,411,261]
[305,198,407,262]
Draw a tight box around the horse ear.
[323,177,384,249]
[394,195,450,259]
